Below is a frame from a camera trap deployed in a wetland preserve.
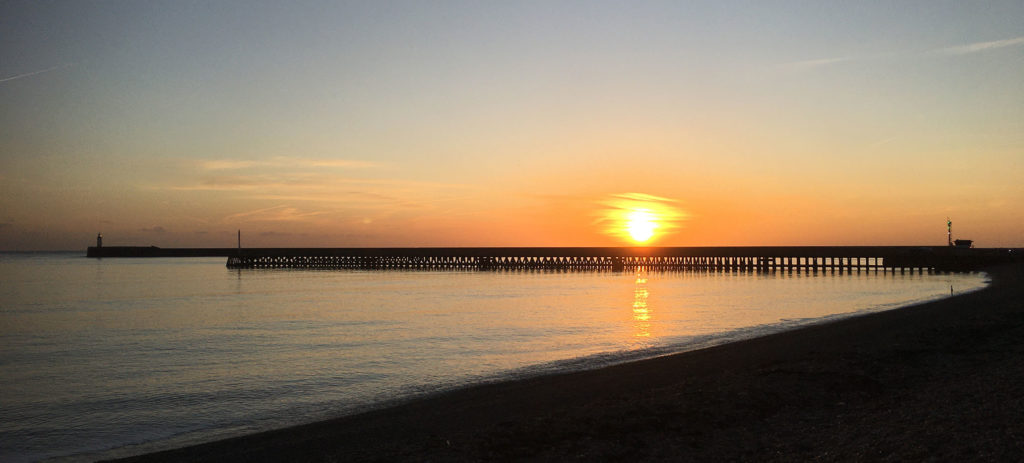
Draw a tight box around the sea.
[0,252,989,462]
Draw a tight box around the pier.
[221,246,1013,272]
[85,246,1016,272]
[86,243,1015,272]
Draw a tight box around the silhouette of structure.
[86,245,1017,273]
[213,246,1015,273]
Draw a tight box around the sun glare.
[597,193,687,245]
[626,210,657,243]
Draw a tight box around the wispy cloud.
[168,174,467,215]
[199,157,383,171]
[934,36,1024,55]
[223,205,330,223]
[246,190,400,203]
[259,231,308,237]
[778,56,855,71]
[168,172,468,209]
[172,173,316,191]
[778,36,1024,72]
[175,174,465,191]
[161,157,476,226]
[610,192,680,204]
[0,63,74,84]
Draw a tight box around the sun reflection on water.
[633,270,651,338]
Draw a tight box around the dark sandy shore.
[113,264,1024,462]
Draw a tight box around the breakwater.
[86,245,1019,272]
[86,246,236,257]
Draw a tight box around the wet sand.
[113,264,1024,462]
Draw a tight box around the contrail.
[0,63,74,84]
[936,36,1024,55]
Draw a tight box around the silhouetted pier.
[85,246,1018,272]
[149,246,1024,273]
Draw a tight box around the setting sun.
[626,210,657,243]
[597,193,687,245]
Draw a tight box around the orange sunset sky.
[1,1,1022,250]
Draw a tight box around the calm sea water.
[0,252,988,462]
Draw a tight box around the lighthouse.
[97,233,103,248]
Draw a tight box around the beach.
[112,263,1024,462]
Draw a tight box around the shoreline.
[111,264,1023,461]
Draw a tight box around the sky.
[1,0,1022,250]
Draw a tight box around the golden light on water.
[598,193,687,245]
[633,272,651,338]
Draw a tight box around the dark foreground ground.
[114,264,1024,462]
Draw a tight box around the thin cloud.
[0,63,74,84]
[247,190,400,203]
[199,157,383,171]
[169,173,469,194]
[199,160,261,170]
[259,231,308,237]
[610,192,680,203]
[935,36,1024,55]
[222,205,292,222]
[777,36,1024,72]
[222,205,329,223]
[779,56,855,71]
[302,159,381,168]
[775,51,899,72]
[163,162,477,225]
